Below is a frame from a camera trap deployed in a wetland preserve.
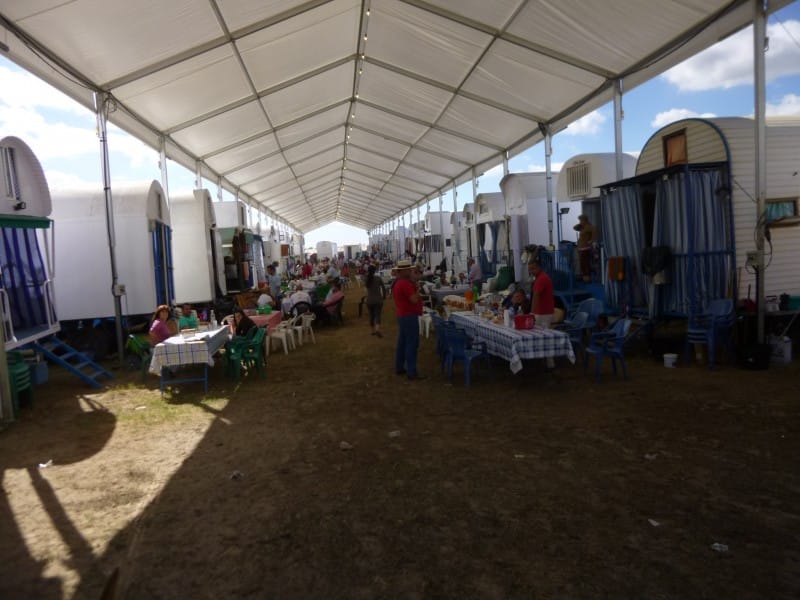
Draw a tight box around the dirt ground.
[1,285,799,599]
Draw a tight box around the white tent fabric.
[0,0,791,233]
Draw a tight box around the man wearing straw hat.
[393,259,425,380]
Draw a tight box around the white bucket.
[663,353,677,368]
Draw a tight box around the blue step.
[24,336,114,389]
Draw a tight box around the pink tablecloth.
[231,311,282,333]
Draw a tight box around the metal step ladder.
[25,336,114,389]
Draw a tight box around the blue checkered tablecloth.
[450,312,575,374]
[149,326,230,374]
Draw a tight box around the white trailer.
[642,117,800,299]
[555,153,637,241]
[50,180,173,320]
[170,189,226,304]
[0,136,59,349]
[473,192,508,275]
[423,211,452,270]
[500,172,557,282]
[316,241,337,260]
[603,116,800,316]
[213,199,261,291]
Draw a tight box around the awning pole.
[754,0,767,344]
[613,79,624,180]
[543,126,554,248]
[94,92,125,365]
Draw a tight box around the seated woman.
[232,307,257,338]
[149,305,173,346]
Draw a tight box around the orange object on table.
[464,290,474,303]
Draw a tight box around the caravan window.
[1,147,20,202]
[766,197,799,226]
[663,130,688,167]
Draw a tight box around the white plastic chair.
[269,320,296,355]
[289,313,305,346]
[419,309,433,339]
[301,313,316,344]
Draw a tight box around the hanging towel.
[607,256,626,281]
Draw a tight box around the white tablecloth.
[149,326,230,374]
[450,312,575,374]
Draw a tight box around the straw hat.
[396,259,414,269]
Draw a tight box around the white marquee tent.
[0,0,791,235]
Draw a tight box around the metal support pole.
[159,136,171,210]
[754,0,767,344]
[94,92,125,365]
[438,193,444,269]
[614,79,624,180]
[543,127,555,248]
[195,161,202,190]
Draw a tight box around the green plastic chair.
[127,334,152,381]
[7,351,33,417]
[226,326,267,381]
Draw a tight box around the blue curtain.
[1,226,55,331]
[653,169,731,316]
[601,186,646,311]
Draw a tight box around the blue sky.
[1,3,799,250]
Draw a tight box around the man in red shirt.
[529,256,556,371]
[393,260,425,380]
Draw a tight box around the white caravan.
[555,153,637,241]
[50,180,173,321]
[170,189,226,304]
[473,192,508,274]
[0,136,59,349]
[423,211,452,270]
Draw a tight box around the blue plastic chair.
[684,298,735,369]
[443,327,490,386]
[583,318,631,382]
[557,310,589,360]
[572,298,604,329]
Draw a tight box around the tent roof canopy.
[0,0,789,233]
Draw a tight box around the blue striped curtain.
[1,226,55,330]
[601,186,646,311]
[654,169,731,316]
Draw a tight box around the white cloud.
[0,64,86,115]
[0,63,158,172]
[651,108,717,128]
[562,110,606,136]
[766,93,800,116]
[662,20,800,92]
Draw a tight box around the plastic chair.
[442,327,491,386]
[127,334,152,381]
[684,298,735,369]
[227,327,267,380]
[300,313,316,344]
[270,320,296,355]
[329,300,344,326]
[288,313,305,346]
[290,301,312,317]
[7,351,33,417]
[571,298,604,329]
[557,311,589,360]
[419,309,433,339]
[583,318,631,382]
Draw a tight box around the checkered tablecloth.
[450,312,575,374]
[149,326,230,374]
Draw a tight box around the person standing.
[365,264,386,338]
[393,260,424,380]
[574,214,598,283]
[467,257,482,290]
[529,256,556,371]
